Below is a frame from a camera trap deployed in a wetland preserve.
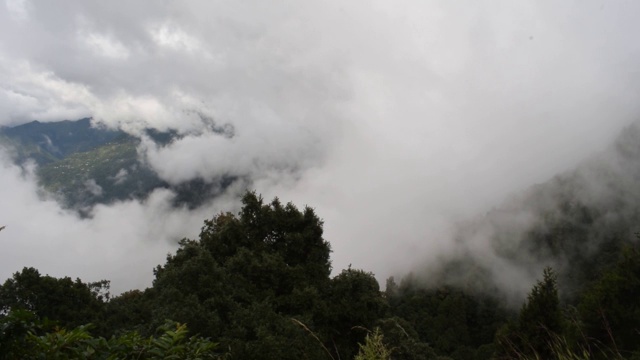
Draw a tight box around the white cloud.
[0,58,93,123]
[0,0,640,293]
[84,179,103,196]
[5,0,29,21]
[111,168,128,185]
[0,149,242,293]
[81,32,130,60]
[150,22,210,57]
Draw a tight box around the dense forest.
[1,190,640,359]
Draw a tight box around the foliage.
[324,268,389,359]
[0,310,39,359]
[149,192,335,359]
[0,313,222,360]
[3,188,640,359]
[0,267,108,334]
[496,267,565,359]
[102,289,154,336]
[578,246,640,356]
[354,328,392,360]
[387,275,507,359]
[375,317,437,360]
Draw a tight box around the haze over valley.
[2,1,639,296]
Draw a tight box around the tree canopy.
[2,191,640,359]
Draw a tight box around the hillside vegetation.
[2,122,640,358]
[0,118,229,209]
[1,190,640,359]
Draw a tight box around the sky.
[1,0,640,294]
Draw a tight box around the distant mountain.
[428,122,640,301]
[0,118,128,165]
[0,118,229,210]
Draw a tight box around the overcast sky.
[1,0,640,293]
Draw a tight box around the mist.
[2,0,640,295]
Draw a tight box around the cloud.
[0,150,244,293]
[149,22,210,57]
[5,0,30,22]
[81,32,130,60]
[0,58,94,124]
[84,179,103,197]
[111,168,128,185]
[1,0,640,294]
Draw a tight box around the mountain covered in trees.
[2,121,640,359]
[0,118,232,210]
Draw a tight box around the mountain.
[0,118,127,165]
[0,118,228,210]
[383,123,640,359]
[421,122,640,303]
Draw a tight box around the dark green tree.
[375,317,437,360]
[496,267,565,359]
[387,273,507,359]
[578,246,640,355]
[0,267,107,334]
[103,289,155,336]
[149,192,333,359]
[323,268,388,359]
[0,310,38,359]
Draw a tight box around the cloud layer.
[2,0,640,292]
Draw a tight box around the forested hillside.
[2,124,640,359]
[1,191,640,359]
[0,118,231,210]
[426,122,640,302]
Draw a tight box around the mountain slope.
[423,122,640,302]
[0,118,230,210]
[386,123,640,359]
[0,118,127,165]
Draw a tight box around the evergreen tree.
[0,267,108,334]
[323,268,388,359]
[149,192,333,359]
[496,267,565,359]
[578,246,640,355]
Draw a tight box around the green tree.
[150,192,333,359]
[578,246,640,355]
[375,317,437,360]
[323,268,388,359]
[0,310,38,359]
[497,267,565,359]
[103,289,155,336]
[355,328,392,360]
[387,274,507,359]
[0,267,107,334]
[1,313,222,359]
